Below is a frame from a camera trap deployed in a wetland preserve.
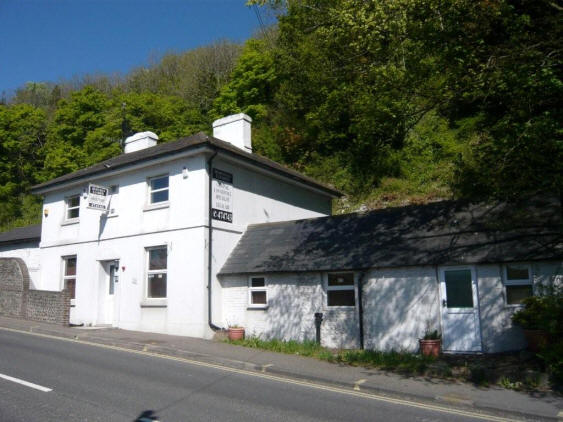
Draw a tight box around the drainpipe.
[207,149,223,332]
[358,270,367,350]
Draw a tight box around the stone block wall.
[0,257,70,325]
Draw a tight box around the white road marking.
[0,327,518,421]
[0,372,52,392]
[354,379,366,391]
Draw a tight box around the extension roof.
[0,224,41,246]
[219,196,563,275]
[31,133,341,197]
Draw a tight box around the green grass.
[227,337,434,375]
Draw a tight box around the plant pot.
[523,329,549,353]
[419,339,441,357]
[228,327,245,341]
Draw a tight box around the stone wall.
[0,257,70,325]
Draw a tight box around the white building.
[30,114,339,337]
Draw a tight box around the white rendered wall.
[0,242,40,289]
[220,273,360,349]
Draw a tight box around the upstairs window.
[327,273,355,307]
[63,256,77,300]
[504,264,533,305]
[148,175,169,204]
[147,246,167,298]
[248,276,267,308]
[65,195,80,220]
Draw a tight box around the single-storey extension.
[219,196,563,353]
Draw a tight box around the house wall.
[363,266,440,352]
[221,262,562,353]
[477,262,562,353]
[37,152,332,337]
[220,272,360,349]
[0,242,40,289]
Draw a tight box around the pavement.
[0,316,561,421]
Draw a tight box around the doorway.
[439,267,482,352]
[97,260,119,326]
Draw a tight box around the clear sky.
[0,0,271,95]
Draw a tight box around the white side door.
[439,267,482,352]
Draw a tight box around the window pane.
[328,273,354,286]
[149,248,167,270]
[328,290,355,306]
[67,208,79,219]
[66,278,76,299]
[151,190,169,203]
[251,277,265,287]
[148,273,167,298]
[65,258,76,276]
[507,285,533,305]
[251,291,267,305]
[151,176,168,191]
[445,270,473,308]
[68,196,80,207]
[506,265,529,280]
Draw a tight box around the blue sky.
[0,0,272,94]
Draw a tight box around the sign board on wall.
[86,184,110,212]
[212,169,233,223]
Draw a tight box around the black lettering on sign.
[212,168,233,184]
[211,208,233,223]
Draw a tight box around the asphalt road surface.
[0,329,491,422]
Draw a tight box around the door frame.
[438,265,483,353]
[97,259,120,327]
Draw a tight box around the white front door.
[439,267,482,352]
[98,261,119,326]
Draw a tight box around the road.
[0,329,492,422]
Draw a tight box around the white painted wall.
[220,272,360,349]
[0,242,40,289]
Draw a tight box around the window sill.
[61,218,79,226]
[140,298,167,308]
[247,305,268,310]
[143,202,170,212]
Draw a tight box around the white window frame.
[325,272,357,308]
[62,255,77,306]
[503,263,533,306]
[147,174,169,206]
[64,194,80,222]
[145,245,168,300]
[248,276,268,309]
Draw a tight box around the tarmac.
[0,316,561,421]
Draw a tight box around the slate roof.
[0,224,41,246]
[31,133,341,197]
[219,196,563,275]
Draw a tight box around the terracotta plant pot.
[419,339,441,357]
[228,327,245,341]
[523,329,549,353]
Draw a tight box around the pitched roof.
[31,133,341,197]
[219,196,563,275]
[0,224,41,246]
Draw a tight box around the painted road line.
[0,326,519,421]
[354,379,366,391]
[0,372,52,392]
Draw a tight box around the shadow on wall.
[363,270,440,352]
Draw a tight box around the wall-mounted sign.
[212,169,233,223]
[86,184,110,212]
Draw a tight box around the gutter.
[207,148,223,332]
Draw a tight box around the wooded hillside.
[1,0,560,231]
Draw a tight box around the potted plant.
[512,296,551,352]
[227,324,245,341]
[419,329,441,357]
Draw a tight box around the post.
[314,312,323,344]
